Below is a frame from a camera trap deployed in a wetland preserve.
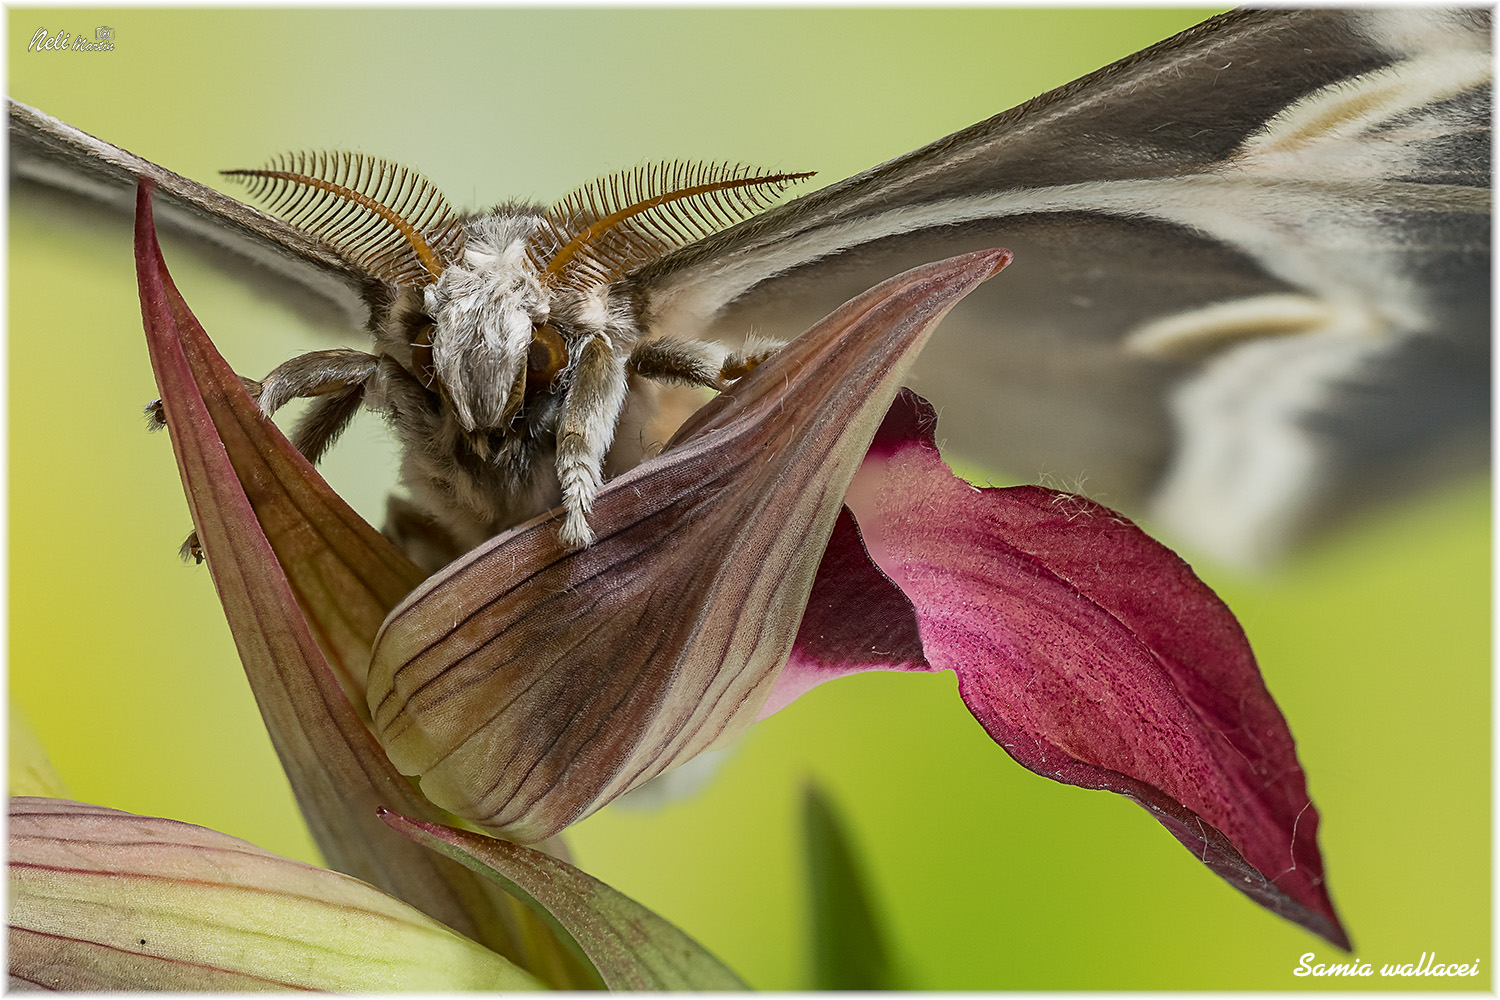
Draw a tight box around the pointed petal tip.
[934,246,1012,281]
[982,247,1014,277]
[379,810,744,990]
[1326,921,1353,953]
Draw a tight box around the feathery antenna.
[532,161,813,292]
[225,152,465,286]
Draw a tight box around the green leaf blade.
[804,785,896,990]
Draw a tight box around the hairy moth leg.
[718,336,785,383]
[149,348,381,562]
[628,338,728,389]
[383,494,465,573]
[252,348,379,410]
[146,349,379,437]
[261,350,382,462]
[556,334,629,548]
[144,375,260,431]
[628,336,788,390]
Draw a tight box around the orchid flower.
[9,181,1349,989]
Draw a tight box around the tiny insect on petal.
[366,249,1012,843]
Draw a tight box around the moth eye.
[410,322,438,390]
[526,323,569,396]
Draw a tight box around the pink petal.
[781,390,1349,949]
[759,508,935,718]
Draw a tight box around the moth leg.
[144,376,258,431]
[627,336,788,390]
[145,349,379,435]
[157,349,380,564]
[287,380,368,465]
[252,349,382,423]
[383,494,465,574]
[628,338,727,389]
[556,334,629,548]
[718,335,786,383]
[267,350,382,464]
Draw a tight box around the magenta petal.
[834,390,1349,949]
[760,508,935,718]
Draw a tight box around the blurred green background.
[8,8,1489,990]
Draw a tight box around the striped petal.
[381,810,745,990]
[8,797,542,991]
[366,250,1012,843]
[135,182,590,983]
[770,389,1349,949]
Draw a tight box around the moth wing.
[8,97,377,330]
[635,9,1491,565]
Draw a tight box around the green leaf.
[804,784,896,990]
[381,810,745,990]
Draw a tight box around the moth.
[9,8,1490,570]
[193,158,816,557]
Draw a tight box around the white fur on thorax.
[425,212,546,432]
[374,206,655,553]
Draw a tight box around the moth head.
[228,155,812,435]
[418,161,817,433]
[420,212,550,431]
[226,153,546,431]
